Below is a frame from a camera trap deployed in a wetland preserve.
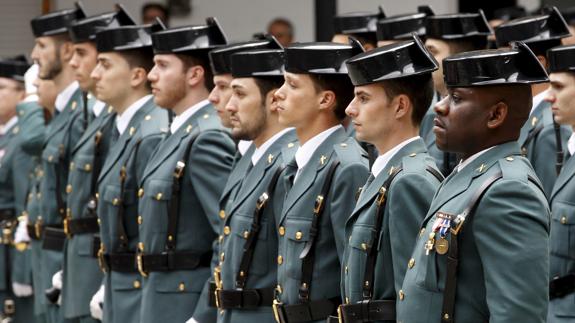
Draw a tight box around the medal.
[424,232,435,255]
[435,237,449,255]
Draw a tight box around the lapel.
[423,142,520,223]
[71,106,113,155]
[97,97,155,183]
[219,145,255,207]
[281,127,347,221]
[518,100,548,146]
[44,88,82,144]
[550,154,575,201]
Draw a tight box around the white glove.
[14,218,30,244]
[185,318,199,323]
[90,285,104,320]
[51,270,63,290]
[12,282,33,297]
[24,64,38,97]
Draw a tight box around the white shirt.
[530,88,549,116]
[92,100,106,117]
[568,133,575,156]
[294,125,342,182]
[251,128,293,166]
[238,140,252,156]
[55,81,79,113]
[371,136,420,178]
[170,99,209,134]
[0,116,18,135]
[116,95,152,135]
[456,146,495,173]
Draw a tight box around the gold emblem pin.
[129,127,135,136]
[186,125,192,133]
[531,116,538,127]
[320,155,327,165]
[477,164,486,173]
[268,154,274,164]
[287,142,295,148]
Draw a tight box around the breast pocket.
[284,218,312,280]
[414,226,442,292]
[143,179,173,233]
[551,200,575,260]
[346,225,373,300]
[41,146,60,190]
[73,154,94,174]
[229,215,269,276]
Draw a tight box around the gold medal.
[424,232,435,255]
[435,237,449,255]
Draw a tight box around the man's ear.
[486,101,508,129]
[267,88,280,112]
[394,94,411,120]
[536,54,548,70]
[318,89,337,112]
[186,65,205,88]
[60,41,74,62]
[130,67,149,88]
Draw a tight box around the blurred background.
[1,0,572,57]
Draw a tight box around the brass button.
[97,218,101,225]
[69,162,75,170]
[505,156,514,162]
[295,231,303,240]
[409,153,417,157]
[408,258,415,269]
[361,243,367,251]
[138,242,144,252]
[276,284,282,294]
[138,188,144,198]
[223,226,231,235]
[419,228,425,238]
[219,210,225,219]
[66,185,72,194]
[155,193,163,201]
[84,164,92,172]
[220,252,225,262]
[277,255,283,265]
[340,143,348,147]
[443,314,450,321]
[399,290,405,301]
[218,235,223,243]
[168,235,173,242]
[243,231,249,239]
[561,216,568,225]
[344,266,348,274]
[287,143,295,148]
[137,216,142,225]
[345,297,350,304]
[133,280,141,289]
[48,155,53,162]
[112,198,119,206]
[179,282,185,292]
[279,226,285,236]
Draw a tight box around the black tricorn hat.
[151,17,227,55]
[69,5,136,43]
[376,6,434,41]
[95,19,165,53]
[31,2,87,37]
[209,35,282,75]
[230,49,285,78]
[492,6,527,21]
[426,10,492,40]
[333,7,386,35]
[561,7,575,26]
[346,34,438,86]
[0,56,30,82]
[442,41,548,87]
[495,7,571,48]
[547,44,575,73]
[284,38,364,75]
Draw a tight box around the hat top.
[288,42,354,50]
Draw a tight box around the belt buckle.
[34,218,43,239]
[63,216,71,238]
[136,252,148,277]
[213,266,223,308]
[337,304,344,323]
[96,243,108,273]
[272,299,283,323]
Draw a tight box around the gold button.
[345,297,350,304]
[344,266,348,274]
[505,156,514,162]
[409,153,417,157]
[133,280,141,289]
[219,210,225,219]
[218,235,223,243]
[48,155,53,162]
[97,218,101,225]
[279,226,285,236]
[276,284,282,294]
[155,193,163,200]
[443,314,450,320]
[168,235,174,242]
[419,228,425,238]
[145,115,152,121]
[66,185,72,194]
[408,258,415,269]
[69,162,75,170]
[112,198,119,206]
[361,243,367,251]
[295,231,303,240]
[277,255,283,265]
[223,226,231,235]
[84,164,92,172]
[138,242,144,252]
[243,231,249,239]
[220,252,225,262]
[138,188,144,198]
[179,282,185,291]
[137,216,142,225]
[561,216,568,225]
[399,290,405,300]
[340,143,348,147]
[287,143,295,148]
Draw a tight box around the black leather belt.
[65,217,99,237]
[41,226,66,251]
[550,273,575,300]
[273,297,340,323]
[137,251,211,276]
[0,209,14,222]
[213,287,274,309]
[101,253,138,273]
[331,300,396,322]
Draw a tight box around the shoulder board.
[333,137,367,165]
[139,107,170,137]
[197,111,225,132]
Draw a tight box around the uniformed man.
[271,40,369,322]
[30,5,88,323]
[397,42,550,323]
[332,9,385,50]
[212,47,297,322]
[88,21,169,323]
[134,18,233,323]
[195,36,284,323]
[60,7,135,323]
[494,6,573,196]
[420,10,492,175]
[543,43,575,323]
[332,35,443,323]
[375,5,432,47]
[0,57,37,323]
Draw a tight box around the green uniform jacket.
[341,139,441,306]
[218,129,298,323]
[276,127,369,311]
[548,152,575,322]
[96,97,168,323]
[397,142,550,323]
[137,102,235,323]
[62,104,116,319]
[518,100,572,197]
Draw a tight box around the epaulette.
[139,107,170,137]
[197,111,225,133]
[401,151,428,175]
[497,155,530,184]
[334,137,367,165]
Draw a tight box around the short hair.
[309,74,354,120]
[175,53,214,91]
[254,76,284,102]
[118,48,154,90]
[267,18,294,37]
[446,35,488,54]
[142,3,170,19]
[379,73,434,126]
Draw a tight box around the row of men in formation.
[0,2,573,323]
